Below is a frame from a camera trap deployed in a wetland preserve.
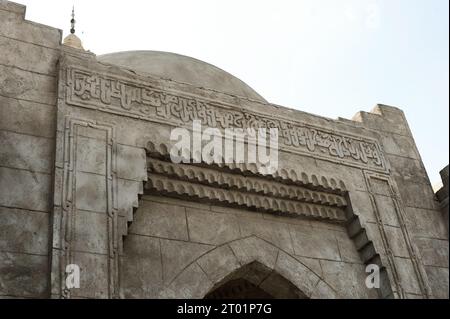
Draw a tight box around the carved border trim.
[53,117,121,298]
[363,171,431,298]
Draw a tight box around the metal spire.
[63,4,84,50]
[70,6,75,34]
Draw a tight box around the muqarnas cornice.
[144,141,348,223]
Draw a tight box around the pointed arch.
[158,236,340,299]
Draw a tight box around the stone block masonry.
[0,0,448,299]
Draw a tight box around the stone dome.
[97,50,267,103]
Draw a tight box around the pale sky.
[16,0,449,185]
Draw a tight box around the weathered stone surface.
[395,178,438,210]
[149,194,211,211]
[0,0,26,14]
[0,207,49,255]
[75,136,107,175]
[352,105,411,136]
[373,195,400,227]
[315,160,368,192]
[274,251,321,297]
[348,190,377,224]
[229,236,279,269]
[0,8,61,49]
[414,238,448,268]
[130,200,188,240]
[70,252,109,298]
[0,64,56,105]
[0,0,448,299]
[160,262,213,298]
[73,210,108,255]
[0,130,53,173]
[289,224,341,261]
[436,165,449,234]
[295,256,323,277]
[211,204,263,219]
[0,251,48,298]
[0,166,51,212]
[386,154,429,185]
[424,266,449,299]
[75,172,107,213]
[120,235,162,298]
[239,216,294,254]
[378,132,420,159]
[319,260,377,298]
[308,220,346,232]
[196,245,241,284]
[0,35,58,75]
[0,96,55,138]
[261,210,310,226]
[116,144,147,181]
[160,239,211,285]
[76,124,107,141]
[405,207,448,240]
[186,208,241,245]
[384,226,410,258]
[117,178,142,217]
[334,231,362,263]
[310,279,339,299]
[394,257,422,295]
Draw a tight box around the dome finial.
[63,5,84,50]
[70,6,75,34]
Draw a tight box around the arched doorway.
[205,279,273,299]
[158,236,339,299]
[204,261,307,299]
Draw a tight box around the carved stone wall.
[0,0,448,299]
[66,66,386,172]
[436,166,449,234]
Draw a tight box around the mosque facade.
[0,1,448,299]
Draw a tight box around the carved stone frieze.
[66,66,387,172]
